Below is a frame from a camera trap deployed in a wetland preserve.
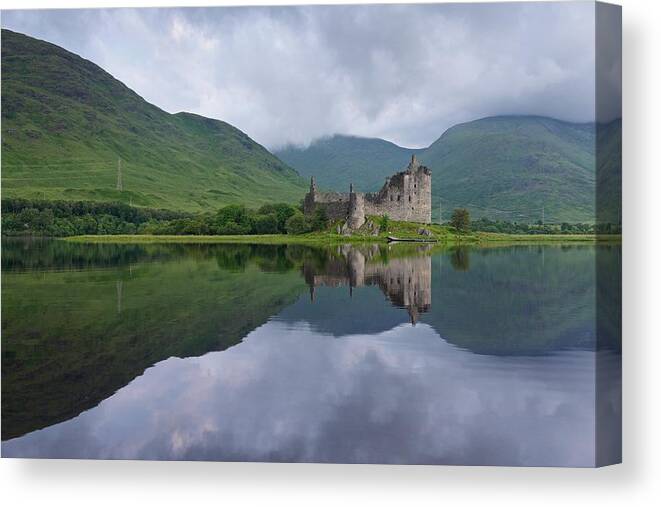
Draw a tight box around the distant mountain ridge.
[276,116,622,223]
[1,30,620,223]
[1,29,307,211]
[276,135,423,193]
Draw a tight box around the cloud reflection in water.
[3,319,611,466]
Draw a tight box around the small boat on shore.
[387,236,438,243]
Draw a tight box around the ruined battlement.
[303,155,432,228]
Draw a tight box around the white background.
[0,0,659,505]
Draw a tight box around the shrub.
[310,207,328,231]
[285,212,311,235]
[379,214,390,231]
[257,203,297,233]
[253,213,279,234]
[217,220,251,235]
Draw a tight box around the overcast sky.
[1,2,617,148]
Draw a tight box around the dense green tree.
[450,208,471,232]
[1,198,189,237]
[285,212,311,235]
[469,217,603,235]
[217,220,251,235]
[257,203,297,233]
[310,207,328,231]
[253,213,279,234]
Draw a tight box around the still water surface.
[1,239,621,465]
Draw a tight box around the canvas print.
[0,1,621,466]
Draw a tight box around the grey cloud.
[596,2,622,122]
[2,3,606,148]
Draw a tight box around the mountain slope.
[421,116,597,223]
[1,29,307,211]
[276,135,422,193]
[277,116,620,223]
[596,118,622,224]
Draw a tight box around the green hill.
[421,116,597,223]
[1,29,307,212]
[276,134,422,192]
[277,116,622,223]
[596,118,622,224]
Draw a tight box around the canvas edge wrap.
[595,0,622,467]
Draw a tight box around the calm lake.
[1,238,621,466]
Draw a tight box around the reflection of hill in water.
[2,242,312,440]
[2,240,620,442]
[280,244,620,356]
[426,245,599,355]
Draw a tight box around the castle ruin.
[303,155,432,228]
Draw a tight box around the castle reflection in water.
[303,244,432,324]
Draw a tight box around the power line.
[116,158,123,191]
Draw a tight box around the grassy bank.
[61,220,457,244]
[475,232,621,243]
[63,233,357,245]
[63,230,619,246]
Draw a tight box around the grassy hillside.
[277,116,621,223]
[276,134,421,192]
[421,116,597,223]
[1,29,307,212]
[596,118,622,224]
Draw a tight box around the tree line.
[140,203,328,235]
[469,216,621,235]
[1,198,328,237]
[2,199,620,237]
[448,208,620,235]
[2,198,189,237]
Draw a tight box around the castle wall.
[303,156,432,226]
[364,167,432,223]
[304,191,350,221]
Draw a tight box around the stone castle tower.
[304,155,432,228]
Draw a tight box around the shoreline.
[58,233,621,245]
